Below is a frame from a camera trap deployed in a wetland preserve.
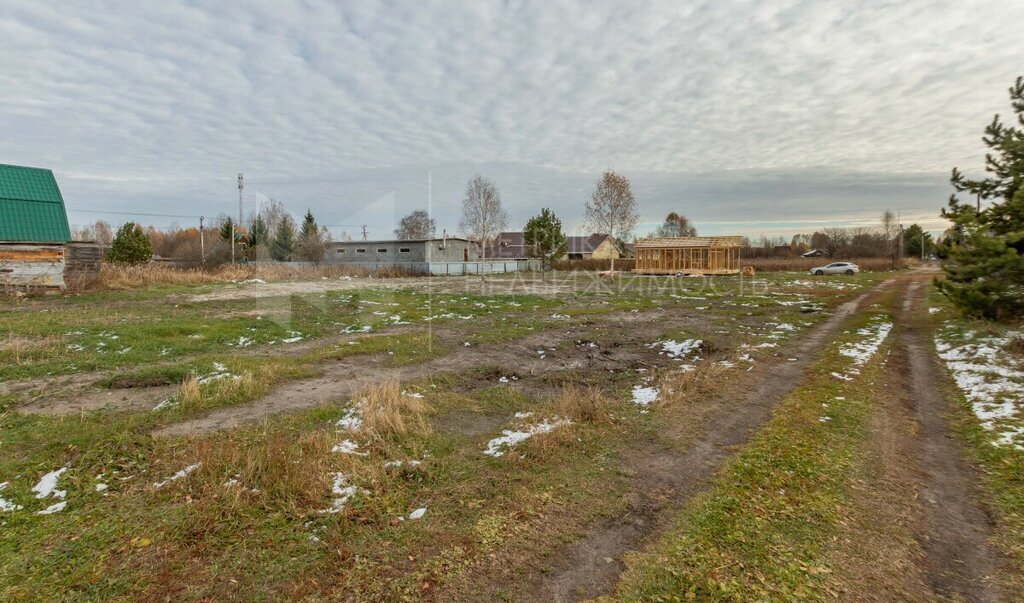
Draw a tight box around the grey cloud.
[1,0,1020,237]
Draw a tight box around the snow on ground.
[631,386,659,406]
[936,326,1024,450]
[483,417,571,457]
[650,339,702,359]
[409,507,427,520]
[32,467,68,501]
[336,406,363,431]
[320,472,365,513]
[197,363,241,385]
[831,318,893,380]
[0,482,22,512]
[153,463,201,489]
[332,439,368,456]
[238,278,267,285]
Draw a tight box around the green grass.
[0,271,890,599]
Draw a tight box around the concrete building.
[0,163,72,290]
[325,237,480,266]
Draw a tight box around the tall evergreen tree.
[294,210,325,262]
[271,215,297,261]
[523,208,567,273]
[937,76,1024,320]
[247,214,270,248]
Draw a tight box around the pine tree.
[247,214,269,248]
[107,222,153,265]
[294,210,325,262]
[271,215,296,261]
[937,76,1024,320]
[903,223,933,258]
[523,208,567,273]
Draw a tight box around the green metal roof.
[0,163,72,243]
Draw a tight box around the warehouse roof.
[0,163,72,243]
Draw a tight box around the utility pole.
[361,225,368,241]
[235,173,244,264]
[199,216,205,266]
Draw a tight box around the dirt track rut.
[898,277,1004,601]
[527,283,886,602]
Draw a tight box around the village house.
[567,234,621,260]
[0,163,73,290]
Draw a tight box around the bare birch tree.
[584,170,639,271]
[458,174,508,265]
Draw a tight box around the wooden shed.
[632,236,743,275]
[0,163,73,290]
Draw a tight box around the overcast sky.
[2,1,1022,239]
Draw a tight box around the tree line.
[98,201,334,266]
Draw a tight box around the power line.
[69,209,202,219]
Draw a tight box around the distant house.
[801,248,830,258]
[0,163,72,290]
[492,231,526,259]
[567,234,621,260]
[325,237,480,267]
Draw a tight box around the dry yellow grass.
[743,257,899,272]
[181,427,336,513]
[94,262,417,290]
[357,380,432,442]
[658,356,733,405]
[552,383,614,424]
[177,375,201,406]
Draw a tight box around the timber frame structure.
[632,236,743,275]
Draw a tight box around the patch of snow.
[196,362,240,385]
[650,339,702,359]
[936,327,1024,449]
[152,398,176,411]
[336,406,363,431]
[513,411,533,419]
[332,439,368,456]
[320,472,364,513]
[95,483,108,492]
[232,336,255,347]
[37,501,67,515]
[33,467,68,501]
[401,390,424,398]
[0,482,22,512]
[409,507,427,520]
[631,386,659,406]
[239,278,266,285]
[483,418,571,457]
[153,463,201,489]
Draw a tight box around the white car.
[810,262,859,275]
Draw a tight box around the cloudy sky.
[2,1,1022,240]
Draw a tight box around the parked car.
[810,262,859,275]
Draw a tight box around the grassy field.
[1,269,1020,601]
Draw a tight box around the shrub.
[106,222,153,265]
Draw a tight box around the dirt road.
[525,284,885,601]
[897,275,1005,601]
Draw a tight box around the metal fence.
[277,260,539,275]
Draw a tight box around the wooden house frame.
[632,236,743,275]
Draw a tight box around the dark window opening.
[399,247,411,253]
[377,248,387,253]
[356,248,366,253]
